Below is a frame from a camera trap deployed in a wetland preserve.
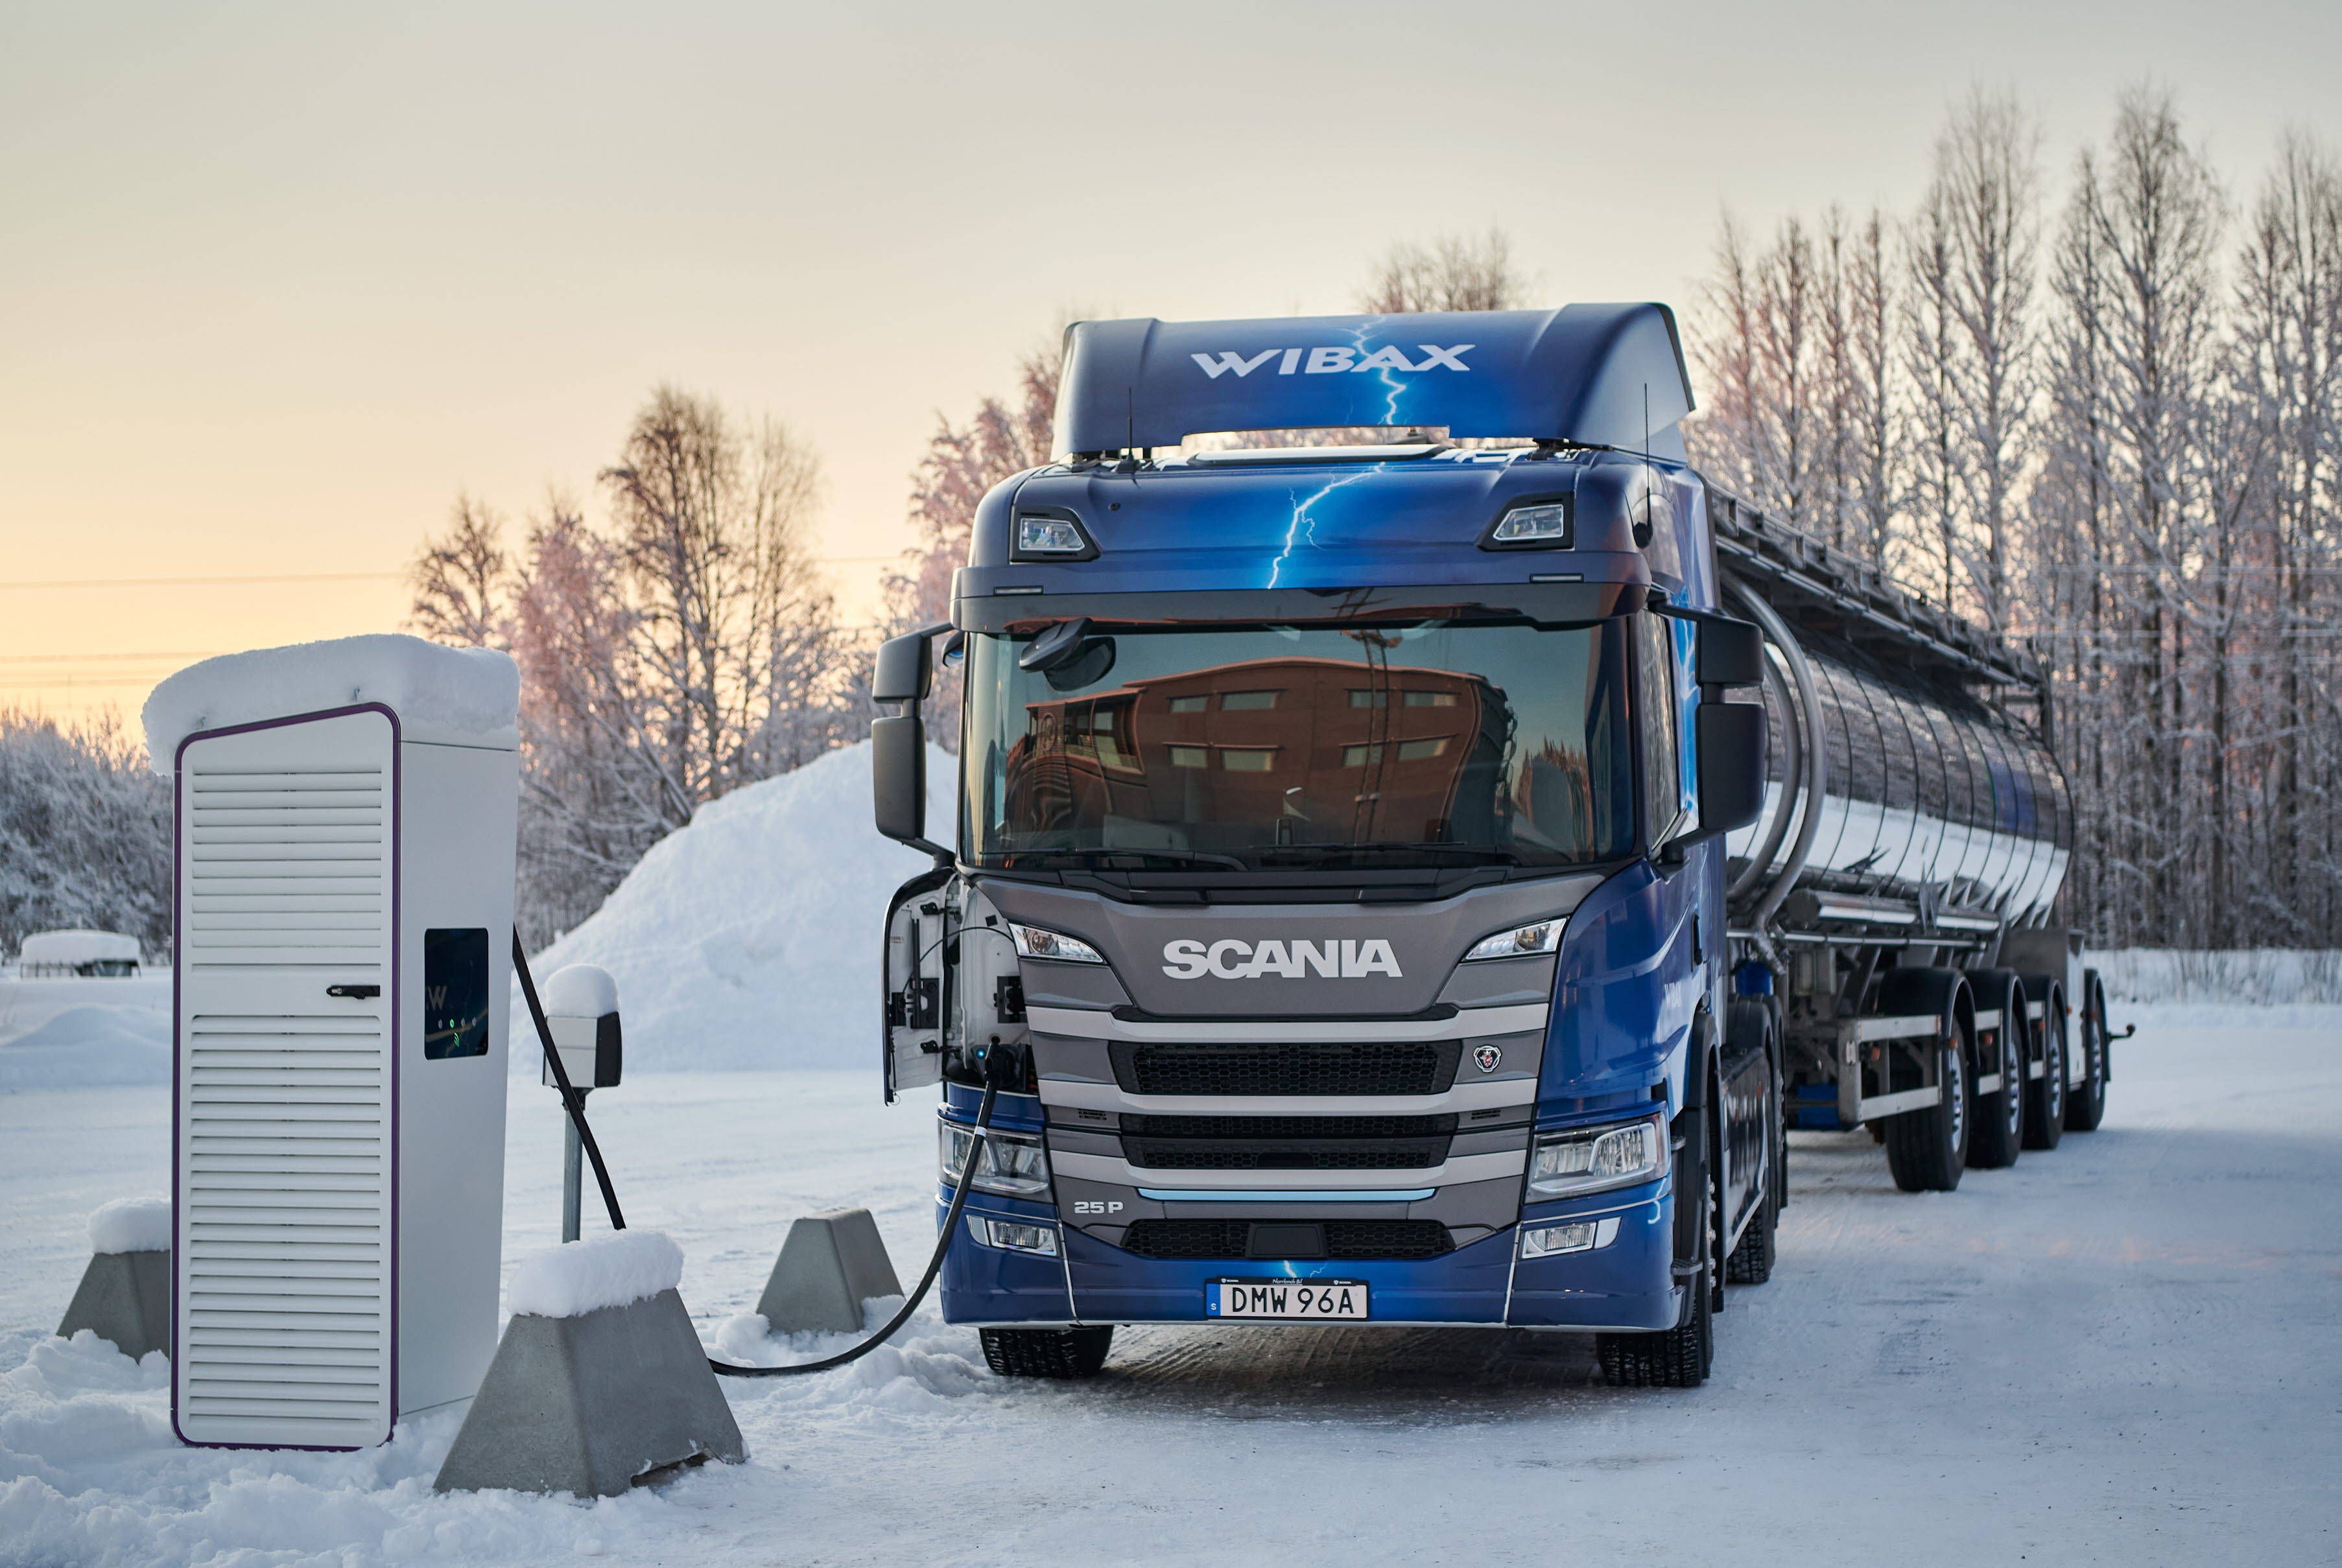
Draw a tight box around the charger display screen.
[423,927,490,1059]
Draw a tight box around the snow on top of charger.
[506,1230,683,1318]
[89,1197,171,1254]
[543,963,619,1018]
[142,633,519,773]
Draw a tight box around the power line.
[0,651,222,663]
[0,572,403,591]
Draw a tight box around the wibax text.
[1189,345,1474,379]
[1162,938,1403,979]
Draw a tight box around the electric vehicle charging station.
[149,637,521,1450]
[538,965,622,1242]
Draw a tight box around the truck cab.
[875,305,1780,1385]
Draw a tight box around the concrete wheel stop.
[435,1232,744,1497]
[56,1197,172,1361]
[754,1208,903,1335]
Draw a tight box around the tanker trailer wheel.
[2064,972,2111,1132]
[980,1325,1115,1379]
[2020,976,2066,1150]
[1877,968,1972,1193]
[1965,969,2026,1170]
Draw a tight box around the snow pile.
[88,1197,171,1255]
[543,963,619,1018]
[16,930,141,968]
[2095,947,2342,1006]
[506,1230,684,1318]
[0,1003,169,1092]
[525,739,954,1071]
[142,633,519,771]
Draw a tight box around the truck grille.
[1111,1041,1463,1097]
[1118,1219,1455,1261]
[1121,1137,1452,1170]
[1119,1114,1456,1139]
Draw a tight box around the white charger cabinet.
[171,700,517,1449]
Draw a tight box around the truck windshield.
[961,619,1634,871]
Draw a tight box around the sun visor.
[1052,304,1693,455]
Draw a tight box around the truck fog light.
[969,1217,1061,1256]
[1526,1115,1665,1198]
[1520,1216,1622,1258]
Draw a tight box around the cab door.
[882,868,955,1102]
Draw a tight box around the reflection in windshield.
[962,622,1633,871]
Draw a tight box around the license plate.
[1207,1279,1369,1320]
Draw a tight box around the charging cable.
[512,933,1015,1379]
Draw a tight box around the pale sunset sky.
[4,0,2337,725]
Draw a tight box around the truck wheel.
[2021,977,2066,1150]
[1725,1180,1776,1284]
[2064,972,2110,1132]
[979,1325,1115,1379]
[1877,968,1972,1193]
[1598,1145,1714,1387]
[1965,970,2025,1170]
[1596,1257,1712,1388]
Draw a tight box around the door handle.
[326,984,382,999]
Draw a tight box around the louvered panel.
[178,713,394,1450]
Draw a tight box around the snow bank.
[525,739,954,1071]
[2094,947,2342,1007]
[506,1230,684,1318]
[87,1197,171,1256]
[0,1003,170,1092]
[142,633,519,771]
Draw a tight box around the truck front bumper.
[936,1181,1676,1333]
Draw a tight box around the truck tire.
[1965,969,2026,1171]
[2064,971,2110,1132]
[2020,976,2066,1150]
[1598,1142,1714,1387]
[1876,968,1971,1193]
[1723,1000,1778,1286]
[980,1325,1115,1379]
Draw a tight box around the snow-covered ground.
[3,1010,2336,1567]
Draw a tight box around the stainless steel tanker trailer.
[1710,491,2119,1196]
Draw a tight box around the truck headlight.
[1526,1115,1665,1199]
[1009,922,1104,964]
[1463,919,1565,961]
[941,1123,1052,1199]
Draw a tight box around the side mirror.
[872,631,936,705]
[873,712,948,860]
[1695,616,1764,688]
[1694,701,1767,836]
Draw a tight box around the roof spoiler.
[1050,303,1692,456]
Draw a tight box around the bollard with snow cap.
[434,1230,744,1497]
[56,1197,172,1361]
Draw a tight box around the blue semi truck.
[869,306,2113,1386]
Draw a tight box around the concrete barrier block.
[56,1249,171,1361]
[434,1287,744,1497]
[754,1208,903,1335]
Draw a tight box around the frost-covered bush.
[0,709,170,961]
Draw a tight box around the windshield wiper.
[1251,841,1525,865]
[1018,846,1250,871]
